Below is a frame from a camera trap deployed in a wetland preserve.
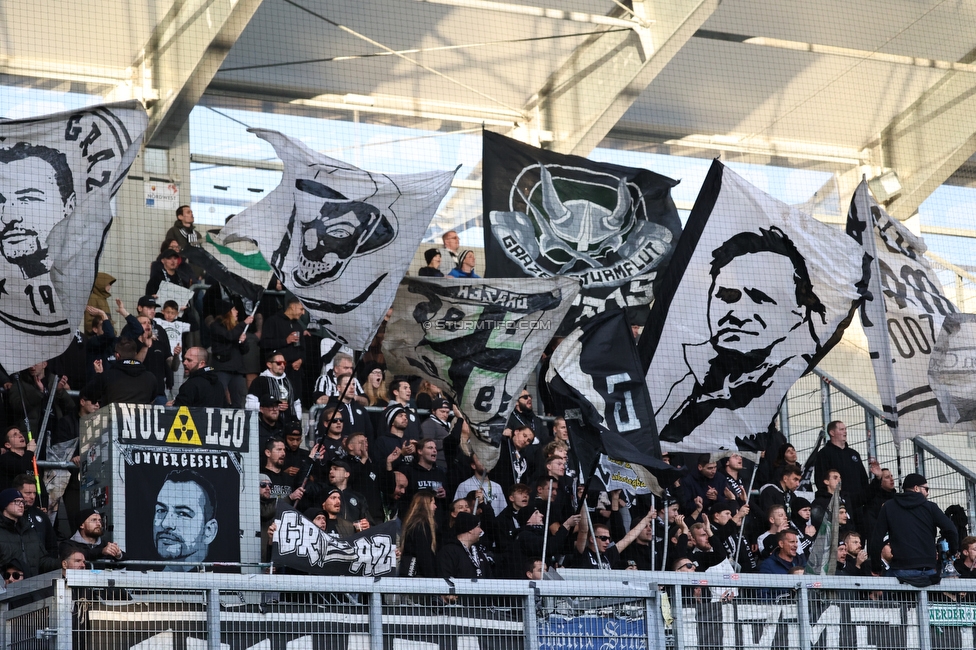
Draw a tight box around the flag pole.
[662,496,670,572]
[650,498,656,570]
[13,372,45,499]
[541,477,554,576]
[733,465,759,569]
[240,291,265,337]
[576,461,606,570]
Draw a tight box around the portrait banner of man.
[0,102,146,371]
[849,181,963,444]
[639,160,864,453]
[383,276,580,465]
[125,461,241,571]
[217,129,457,350]
[483,131,683,335]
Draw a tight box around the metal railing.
[781,367,975,533]
[0,569,966,649]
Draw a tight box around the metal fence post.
[820,376,832,431]
[915,439,926,477]
[780,399,790,442]
[207,588,221,650]
[645,585,665,650]
[918,589,932,650]
[671,585,685,649]
[797,584,811,650]
[524,591,540,650]
[370,590,383,650]
[55,579,73,650]
[865,410,878,462]
[968,480,976,538]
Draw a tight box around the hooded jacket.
[869,490,958,572]
[86,272,116,333]
[173,366,227,408]
[85,360,157,405]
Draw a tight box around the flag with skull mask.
[0,102,146,372]
[482,131,682,334]
[219,129,457,350]
[383,276,580,468]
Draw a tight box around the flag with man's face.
[639,160,864,453]
[0,102,146,371]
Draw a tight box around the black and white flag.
[219,130,457,349]
[640,160,863,453]
[849,181,960,442]
[271,505,399,577]
[0,102,146,372]
[383,277,579,446]
[929,313,976,427]
[180,230,270,305]
[483,131,681,333]
[546,309,677,487]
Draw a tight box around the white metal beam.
[414,0,649,29]
[108,0,264,148]
[878,46,976,220]
[515,0,719,155]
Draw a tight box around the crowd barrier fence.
[3,569,976,649]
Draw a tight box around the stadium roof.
[4,0,976,221]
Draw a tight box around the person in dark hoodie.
[169,347,226,408]
[869,473,958,586]
[84,338,158,405]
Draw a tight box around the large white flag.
[848,181,959,444]
[639,160,864,453]
[219,130,457,349]
[383,277,579,443]
[0,102,146,372]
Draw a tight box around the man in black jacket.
[869,473,957,586]
[170,348,226,408]
[12,475,56,556]
[259,297,308,404]
[814,421,881,528]
[437,512,493,579]
[84,338,157,405]
[0,488,59,578]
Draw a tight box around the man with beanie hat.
[0,488,59,578]
[437,511,493,579]
[869,473,958,586]
[421,397,455,468]
[448,250,480,278]
[320,488,356,537]
[371,405,417,471]
[60,509,125,564]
